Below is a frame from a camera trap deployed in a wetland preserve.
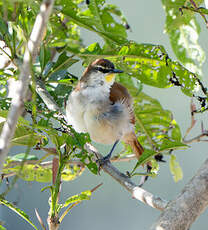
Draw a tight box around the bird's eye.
[95,67,112,73]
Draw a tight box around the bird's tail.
[122,132,144,160]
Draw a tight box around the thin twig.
[190,0,208,27]
[35,209,47,230]
[183,132,208,144]
[181,3,208,28]
[183,101,208,144]
[0,0,55,171]
[183,100,197,140]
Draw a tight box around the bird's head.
[80,59,123,88]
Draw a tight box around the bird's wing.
[109,82,135,124]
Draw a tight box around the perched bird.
[66,59,144,163]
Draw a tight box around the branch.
[183,132,208,144]
[0,0,55,171]
[85,143,168,210]
[151,158,208,230]
[36,78,168,211]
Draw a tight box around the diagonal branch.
[85,143,167,210]
[36,78,168,211]
[0,0,55,171]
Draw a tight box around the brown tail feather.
[122,132,144,160]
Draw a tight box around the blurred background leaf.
[161,0,205,74]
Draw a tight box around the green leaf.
[11,125,42,146]
[39,45,51,73]
[169,154,183,182]
[0,225,6,230]
[59,0,128,46]
[0,198,39,230]
[161,0,205,74]
[0,1,40,57]
[75,150,98,175]
[46,52,79,80]
[8,153,38,162]
[74,41,199,97]
[3,163,84,182]
[61,164,84,181]
[117,76,187,174]
[0,17,9,36]
[119,76,187,150]
[134,91,187,150]
[133,149,156,167]
[3,165,52,182]
[49,12,83,50]
[62,190,91,207]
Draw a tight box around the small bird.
[66,59,144,164]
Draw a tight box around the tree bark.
[151,158,208,230]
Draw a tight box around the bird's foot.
[95,140,119,173]
[96,154,111,172]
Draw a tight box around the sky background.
[1,1,208,230]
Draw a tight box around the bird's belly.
[83,103,130,144]
[67,91,131,144]
[85,116,120,144]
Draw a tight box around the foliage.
[161,0,205,74]
[0,198,39,230]
[0,0,207,228]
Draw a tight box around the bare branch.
[0,0,55,171]
[183,132,208,144]
[151,158,208,230]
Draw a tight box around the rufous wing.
[109,82,135,124]
[110,82,144,159]
[122,132,144,160]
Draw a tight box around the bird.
[66,58,144,164]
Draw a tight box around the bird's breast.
[66,86,132,144]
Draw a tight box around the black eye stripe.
[94,67,113,73]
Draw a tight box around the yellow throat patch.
[105,73,115,83]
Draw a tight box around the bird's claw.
[96,155,111,173]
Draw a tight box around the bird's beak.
[111,69,123,73]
